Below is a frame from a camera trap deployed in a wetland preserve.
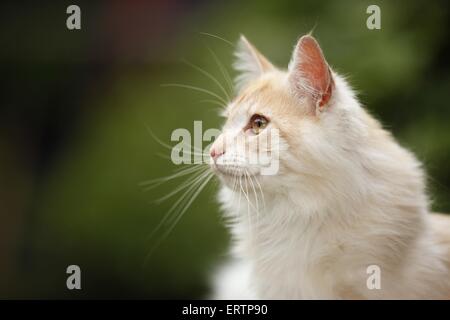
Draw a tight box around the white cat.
[209,34,450,299]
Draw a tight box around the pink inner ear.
[295,36,332,107]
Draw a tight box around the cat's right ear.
[233,35,275,92]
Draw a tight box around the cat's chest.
[222,189,353,298]
[249,222,338,298]
[233,212,342,298]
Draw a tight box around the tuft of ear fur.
[233,35,275,92]
[289,35,333,113]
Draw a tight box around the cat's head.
[210,34,363,194]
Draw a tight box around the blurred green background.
[0,0,449,298]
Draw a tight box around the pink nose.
[210,148,224,161]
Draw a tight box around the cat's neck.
[221,183,427,298]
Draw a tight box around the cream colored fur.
[210,35,450,299]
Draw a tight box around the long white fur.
[210,35,450,299]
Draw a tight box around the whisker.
[161,169,211,229]
[155,152,172,161]
[198,99,226,110]
[161,83,228,106]
[199,32,235,47]
[144,168,211,243]
[253,174,266,213]
[207,47,234,96]
[241,170,258,213]
[239,175,250,225]
[144,172,214,264]
[246,170,260,217]
[165,171,214,231]
[144,124,175,151]
[156,166,210,203]
[145,124,205,154]
[140,165,205,189]
[235,175,242,217]
[164,171,214,227]
[244,174,255,232]
[231,172,238,194]
[183,59,231,103]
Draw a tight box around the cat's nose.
[210,148,225,161]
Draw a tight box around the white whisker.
[155,166,210,203]
[144,172,214,264]
[183,59,231,103]
[246,170,260,218]
[199,32,235,47]
[140,165,205,190]
[207,47,234,96]
[161,83,228,106]
[143,167,210,241]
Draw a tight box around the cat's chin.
[210,164,262,188]
[212,165,246,178]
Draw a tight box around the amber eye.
[249,114,269,134]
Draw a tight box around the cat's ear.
[288,35,333,113]
[234,35,275,92]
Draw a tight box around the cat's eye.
[249,114,269,135]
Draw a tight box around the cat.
[209,34,450,299]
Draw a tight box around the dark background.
[0,0,449,298]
